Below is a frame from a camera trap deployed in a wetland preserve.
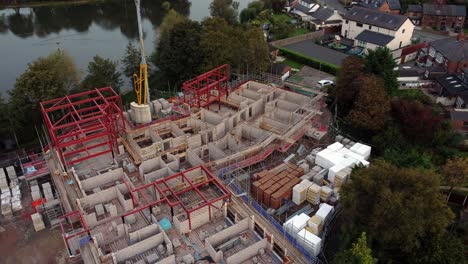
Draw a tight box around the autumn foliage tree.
[391,99,443,144]
[333,56,365,117]
[340,161,459,263]
[347,75,390,131]
[443,156,468,193]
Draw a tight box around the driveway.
[282,39,349,66]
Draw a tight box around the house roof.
[355,30,395,46]
[294,4,312,15]
[359,0,401,11]
[343,6,409,30]
[450,110,468,121]
[302,0,315,4]
[407,4,422,13]
[430,35,468,62]
[311,7,336,21]
[422,4,466,17]
[436,73,468,97]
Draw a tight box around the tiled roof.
[422,4,466,17]
[407,4,422,13]
[355,30,395,46]
[343,6,408,30]
[450,110,468,121]
[436,74,468,97]
[311,7,335,21]
[359,0,401,11]
[430,36,468,61]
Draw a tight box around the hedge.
[278,47,340,75]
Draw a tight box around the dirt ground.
[0,215,68,264]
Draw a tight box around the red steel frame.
[125,165,231,231]
[40,87,126,168]
[58,210,90,256]
[182,64,230,109]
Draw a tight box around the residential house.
[358,0,401,14]
[450,110,468,134]
[269,63,292,81]
[417,34,468,73]
[406,4,465,29]
[291,0,343,29]
[341,7,414,51]
[434,72,468,107]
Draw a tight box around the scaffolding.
[40,87,126,169]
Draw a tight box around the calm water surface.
[0,0,253,94]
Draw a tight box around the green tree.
[363,47,398,95]
[341,161,455,262]
[333,232,375,264]
[122,41,141,81]
[9,49,80,142]
[332,56,364,117]
[200,17,239,71]
[159,9,186,37]
[240,27,271,73]
[0,94,12,140]
[263,0,287,13]
[81,55,123,93]
[152,20,203,91]
[210,0,239,25]
[443,156,468,192]
[240,7,259,23]
[347,75,390,131]
[271,19,293,39]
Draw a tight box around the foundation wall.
[226,239,269,264]
[80,168,123,191]
[186,149,204,167]
[206,217,250,247]
[79,187,117,209]
[113,233,165,263]
[155,255,176,264]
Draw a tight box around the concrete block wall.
[208,143,227,160]
[240,89,262,101]
[79,186,117,209]
[116,187,133,212]
[139,157,166,181]
[205,241,223,263]
[206,216,250,247]
[155,255,176,264]
[261,117,289,133]
[183,167,204,181]
[164,154,180,172]
[226,239,269,264]
[187,134,202,148]
[113,233,165,263]
[128,224,160,245]
[246,81,273,93]
[145,167,174,184]
[80,168,123,191]
[280,90,309,106]
[170,123,185,137]
[186,149,204,167]
[201,110,224,126]
[276,99,300,112]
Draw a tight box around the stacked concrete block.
[292,180,313,205]
[31,213,45,232]
[307,215,324,236]
[95,204,105,217]
[31,185,42,201]
[10,185,22,212]
[6,166,17,182]
[1,188,12,216]
[42,182,54,200]
[0,169,8,190]
[306,184,320,205]
[319,186,332,202]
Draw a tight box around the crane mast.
[133,0,150,106]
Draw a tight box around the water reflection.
[1,0,191,39]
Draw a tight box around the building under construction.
[31,65,339,264]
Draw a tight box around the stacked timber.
[251,163,305,209]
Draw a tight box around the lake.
[0,0,253,94]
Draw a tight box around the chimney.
[457,33,465,41]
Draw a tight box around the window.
[368,25,372,30]
[429,47,436,57]
[356,23,363,27]
[345,20,349,24]
[358,40,366,47]
[435,53,444,63]
[459,17,463,21]
[402,29,405,33]
[399,41,402,48]
[463,121,468,128]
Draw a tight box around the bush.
[279,47,339,75]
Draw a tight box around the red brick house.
[357,0,401,14]
[406,4,465,29]
[417,34,468,73]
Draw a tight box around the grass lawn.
[464,28,468,35]
[290,27,309,37]
[283,59,304,69]
[271,13,291,24]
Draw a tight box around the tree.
[9,49,80,142]
[271,19,293,39]
[332,56,364,117]
[200,17,239,71]
[159,9,186,37]
[347,75,390,131]
[210,0,239,25]
[81,55,123,93]
[391,99,443,144]
[240,7,258,23]
[363,47,398,95]
[240,27,271,73]
[263,0,287,13]
[443,156,468,193]
[122,41,141,81]
[340,161,455,262]
[152,20,203,91]
[333,232,375,264]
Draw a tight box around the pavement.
[282,39,349,66]
[412,29,449,43]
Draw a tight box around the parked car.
[316,79,334,88]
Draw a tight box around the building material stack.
[296,228,322,257]
[292,179,313,205]
[1,187,12,217]
[283,213,310,235]
[31,213,46,231]
[10,184,22,212]
[42,182,54,200]
[319,186,332,202]
[31,184,42,201]
[307,215,323,236]
[306,184,321,205]
[6,166,18,186]
[251,163,304,209]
